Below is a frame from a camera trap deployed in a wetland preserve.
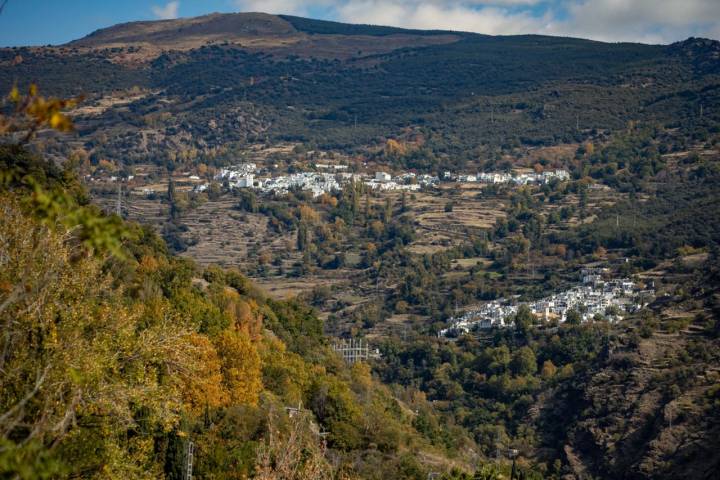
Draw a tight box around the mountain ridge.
[65,11,720,51]
[2,12,718,166]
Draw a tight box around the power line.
[332,338,379,364]
[184,440,194,480]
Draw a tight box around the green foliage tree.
[565,309,582,325]
[510,347,537,376]
[514,305,534,336]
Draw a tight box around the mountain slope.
[1,13,718,165]
[539,293,720,479]
[65,12,461,61]
[70,12,298,46]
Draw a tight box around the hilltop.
[65,12,461,61]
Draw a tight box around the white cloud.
[337,1,550,35]
[231,1,720,43]
[152,1,180,20]
[233,0,335,16]
[548,0,720,43]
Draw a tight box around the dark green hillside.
[1,14,718,167]
[0,48,147,96]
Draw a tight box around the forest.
[1,23,719,170]
[0,97,478,479]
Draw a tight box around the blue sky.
[2,0,719,47]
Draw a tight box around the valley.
[1,9,720,480]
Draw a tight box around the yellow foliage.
[540,360,557,379]
[0,199,191,468]
[369,220,384,237]
[221,289,263,338]
[138,255,160,273]
[216,329,263,406]
[98,158,117,172]
[259,336,311,405]
[299,204,320,224]
[384,138,407,157]
[1,84,80,141]
[350,362,373,396]
[558,363,575,379]
[318,193,337,207]
[182,333,229,414]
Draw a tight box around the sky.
[1,0,719,47]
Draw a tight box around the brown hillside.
[67,12,461,61]
[70,12,297,46]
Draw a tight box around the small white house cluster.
[210,165,440,197]
[364,171,439,191]
[257,172,341,197]
[443,169,570,185]
[215,163,257,188]
[440,270,654,336]
[315,163,349,171]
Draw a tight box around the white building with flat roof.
[375,171,392,182]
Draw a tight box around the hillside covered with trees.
[1,13,719,171]
[0,95,474,479]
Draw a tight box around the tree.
[369,220,384,239]
[216,329,263,406]
[182,333,229,414]
[540,360,557,379]
[168,178,179,219]
[1,84,78,142]
[510,347,537,376]
[566,308,582,325]
[297,222,308,251]
[383,197,393,224]
[385,138,406,157]
[514,304,534,336]
[208,181,222,200]
[0,199,192,477]
[299,204,320,224]
[237,189,258,213]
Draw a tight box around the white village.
[440,268,655,337]
[207,162,570,198]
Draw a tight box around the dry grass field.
[406,186,506,254]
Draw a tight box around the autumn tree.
[216,329,263,406]
[0,199,193,477]
[182,333,229,414]
[540,360,557,379]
